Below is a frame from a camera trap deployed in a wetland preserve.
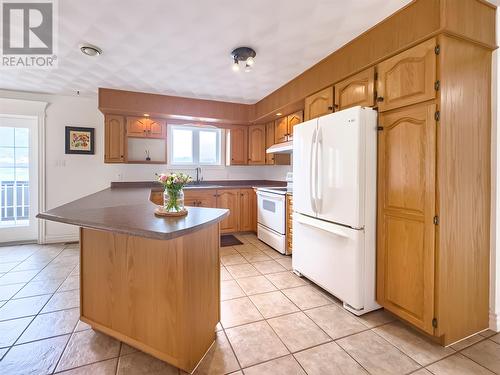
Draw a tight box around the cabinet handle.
[328,106,333,110]
[334,104,339,109]
[377,96,384,102]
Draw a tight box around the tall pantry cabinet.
[376,36,491,345]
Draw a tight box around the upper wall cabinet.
[248,124,266,165]
[104,115,125,163]
[304,86,334,121]
[334,67,375,111]
[274,117,288,144]
[265,122,291,166]
[227,126,248,165]
[376,38,436,112]
[265,122,275,165]
[287,111,303,139]
[126,117,167,138]
[274,111,304,143]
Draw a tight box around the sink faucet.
[195,167,202,184]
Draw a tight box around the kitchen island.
[37,185,228,373]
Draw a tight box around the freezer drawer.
[292,213,364,309]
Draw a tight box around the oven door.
[257,191,285,234]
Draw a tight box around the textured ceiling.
[0,0,412,103]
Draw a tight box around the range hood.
[266,140,293,154]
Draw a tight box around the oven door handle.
[256,191,286,200]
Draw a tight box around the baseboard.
[42,234,79,244]
[489,311,500,332]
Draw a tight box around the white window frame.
[168,124,224,167]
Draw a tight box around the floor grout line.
[1,238,499,375]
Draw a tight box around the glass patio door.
[0,116,38,243]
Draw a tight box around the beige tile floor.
[0,233,499,374]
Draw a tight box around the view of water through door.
[0,116,38,243]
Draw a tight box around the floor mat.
[220,234,243,247]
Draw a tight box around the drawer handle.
[376,96,384,102]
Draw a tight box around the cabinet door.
[265,122,275,165]
[126,117,148,137]
[377,38,436,112]
[248,124,266,165]
[304,86,333,121]
[183,190,199,207]
[147,118,167,138]
[287,110,303,139]
[104,115,125,163]
[286,194,293,253]
[149,190,163,205]
[217,189,240,233]
[334,67,375,110]
[184,189,216,207]
[196,190,217,208]
[239,189,256,232]
[274,117,288,144]
[228,127,248,165]
[377,103,436,334]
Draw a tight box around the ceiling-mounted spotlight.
[231,47,256,72]
[80,44,102,57]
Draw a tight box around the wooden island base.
[79,224,220,373]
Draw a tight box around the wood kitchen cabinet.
[104,115,125,163]
[286,194,293,253]
[334,67,375,110]
[183,189,217,208]
[153,187,257,234]
[377,103,436,334]
[265,122,290,166]
[216,189,241,233]
[227,127,248,165]
[248,124,266,165]
[286,111,303,139]
[265,122,276,165]
[274,117,288,144]
[376,35,491,345]
[274,111,304,143]
[239,189,257,232]
[126,117,167,138]
[376,38,436,112]
[304,86,334,121]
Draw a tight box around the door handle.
[295,213,349,238]
[310,128,317,213]
[315,127,323,212]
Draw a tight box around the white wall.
[0,90,291,243]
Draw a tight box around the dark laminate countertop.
[111,180,287,191]
[37,186,229,241]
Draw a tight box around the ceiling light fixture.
[80,44,102,57]
[231,47,256,72]
[276,113,282,116]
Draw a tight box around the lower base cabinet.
[216,189,240,233]
[152,188,257,234]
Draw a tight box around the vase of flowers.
[156,172,192,212]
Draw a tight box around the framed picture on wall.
[65,126,95,154]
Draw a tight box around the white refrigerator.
[292,106,380,315]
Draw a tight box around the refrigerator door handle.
[310,128,317,213]
[294,213,350,238]
[316,126,323,212]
